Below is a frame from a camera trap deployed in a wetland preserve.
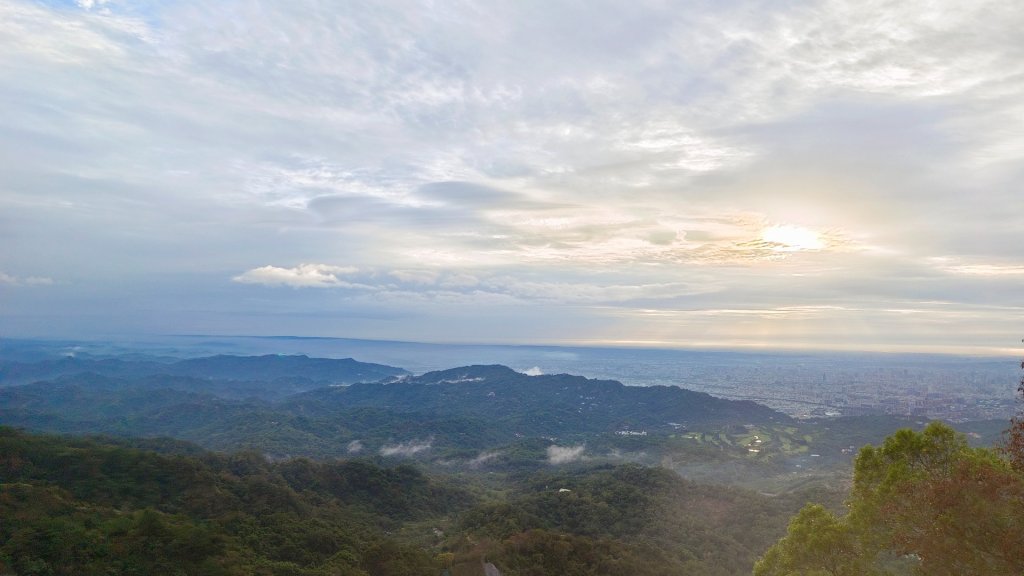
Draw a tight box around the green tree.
[753,504,865,576]
[755,422,1024,575]
[1001,350,1024,471]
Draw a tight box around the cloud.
[233,264,360,288]
[547,444,585,465]
[346,440,363,454]
[414,181,535,208]
[2,0,1023,354]
[440,273,479,288]
[522,366,543,376]
[484,277,704,303]
[0,272,53,287]
[389,269,439,285]
[75,0,110,11]
[380,438,433,457]
[230,264,709,306]
[930,257,1024,277]
[468,450,501,468]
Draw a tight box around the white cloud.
[522,366,543,376]
[2,0,1023,354]
[346,439,363,454]
[380,438,433,457]
[468,450,501,468]
[229,264,708,306]
[547,444,585,465]
[485,278,700,303]
[233,264,359,288]
[439,273,479,288]
[930,257,1024,276]
[389,269,439,285]
[75,0,110,11]
[0,272,53,287]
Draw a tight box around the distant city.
[605,357,1016,422]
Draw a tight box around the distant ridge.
[0,354,408,387]
[0,359,789,458]
[289,364,789,435]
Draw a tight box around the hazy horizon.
[5,332,1017,362]
[3,1,1023,357]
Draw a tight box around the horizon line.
[5,333,1020,359]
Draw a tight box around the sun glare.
[761,225,824,252]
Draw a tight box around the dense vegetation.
[2,351,1017,575]
[0,362,789,461]
[452,464,819,576]
[0,354,408,391]
[0,426,468,575]
[755,421,1024,575]
[291,365,786,431]
[0,427,816,575]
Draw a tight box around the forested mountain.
[0,426,465,575]
[287,364,788,432]
[456,463,815,576]
[0,427,812,576]
[0,363,789,460]
[2,351,1016,574]
[2,355,996,484]
[0,354,408,395]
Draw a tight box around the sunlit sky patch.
[1,0,1022,356]
[761,225,825,252]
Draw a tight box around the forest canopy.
[755,421,1024,575]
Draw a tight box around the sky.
[1,0,1023,356]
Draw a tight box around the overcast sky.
[2,0,1022,355]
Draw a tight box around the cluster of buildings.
[691,363,1018,421]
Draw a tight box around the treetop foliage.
[755,422,1024,575]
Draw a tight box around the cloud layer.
[233,264,361,288]
[547,445,586,465]
[380,438,433,458]
[1,0,1022,354]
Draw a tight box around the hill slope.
[289,364,789,435]
[0,363,790,460]
[0,354,408,393]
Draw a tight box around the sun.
[761,225,824,252]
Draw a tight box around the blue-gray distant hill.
[0,361,788,458]
[0,354,408,398]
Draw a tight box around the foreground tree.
[753,504,865,576]
[1001,352,1024,471]
[755,422,1024,575]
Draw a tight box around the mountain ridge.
[0,353,409,389]
[289,363,788,435]
[0,359,789,460]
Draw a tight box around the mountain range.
[0,358,786,460]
